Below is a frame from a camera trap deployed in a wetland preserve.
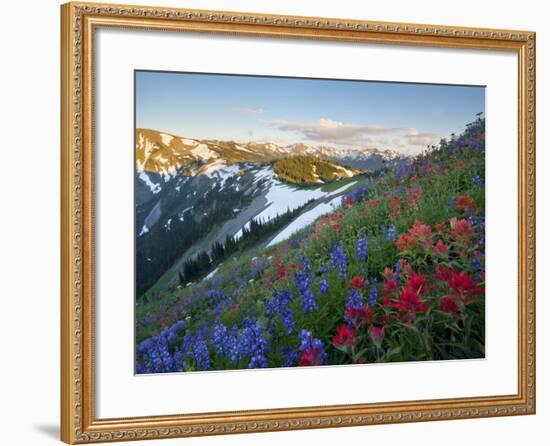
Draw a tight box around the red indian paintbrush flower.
[276,263,288,280]
[349,275,368,290]
[446,270,483,298]
[369,326,385,346]
[406,272,427,295]
[409,220,433,249]
[456,195,477,213]
[345,305,374,325]
[298,348,323,366]
[441,295,461,316]
[435,222,446,232]
[450,218,474,243]
[332,324,358,347]
[396,234,415,251]
[434,239,450,257]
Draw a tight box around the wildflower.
[472,175,484,187]
[342,184,369,204]
[409,220,433,248]
[349,275,368,290]
[456,195,477,213]
[345,304,374,326]
[396,220,433,251]
[137,335,178,374]
[301,257,312,273]
[276,263,288,280]
[407,272,427,295]
[383,278,398,295]
[329,242,347,278]
[332,324,358,347]
[188,333,211,371]
[369,326,385,347]
[295,272,317,313]
[298,330,327,366]
[396,234,415,251]
[319,279,330,294]
[445,269,483,299]
[212,319,238,359]
[386,223,397,242]
[357,235,368,262]
[433,239,450,257]
[389,195,401,218]
[387,272,428,321]
[265,289,295,334]
[282,347,299,367]
[368,280,378,306]
[346,288,364,314]
[441,295,461,316]
[240,319,269,369]
[406,188,421,208]
[393,287,428,320]
[450,218,474,243]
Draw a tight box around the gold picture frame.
[60,2,536,443]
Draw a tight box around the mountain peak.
[135,129,409,180]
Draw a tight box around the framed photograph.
[60,2,536,443]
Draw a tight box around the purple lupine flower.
[295,272,317,313]
[368,278,378,307]
[394,163,414,180]
[136,320,191,374]
[329,242,347,279]
[319,279,329,294]
[472,175,484,187]
[298,330,327,366]
[346,288,363,311]
[282,347,299,367]
[357,235,368,262]
[191,334,211,371]
[212,318,238,360]
[240,319,269,369]
[301,257,312,273]
[341,183,369,204]
[386,224,397,242]
[265,290,295,334]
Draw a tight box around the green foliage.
[274,156,358,184]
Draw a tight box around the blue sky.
[135,71,484,155]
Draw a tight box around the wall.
[0,0,546,445]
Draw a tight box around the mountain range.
[136,128,408,183]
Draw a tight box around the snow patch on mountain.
[192,143,218,160]
[136,133,156,172]
[138,171,162,194]
[234,170,357,239]
[138,225,149,237]
[267,196,342,247]
[160,133,174,146]
[181,138,198,146]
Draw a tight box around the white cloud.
[271,118,403,146]
[235,107,265,115]
[405,132,439,146]
[269,118,440,153]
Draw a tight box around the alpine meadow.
[134,72,486,373]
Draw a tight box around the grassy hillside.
[135,116,485,373]
[274,156,359,184]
